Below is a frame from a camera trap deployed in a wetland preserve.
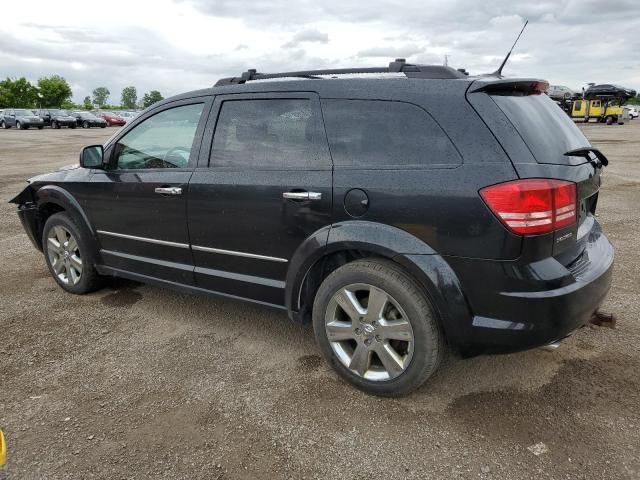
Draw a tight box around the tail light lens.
[480,179,577,235]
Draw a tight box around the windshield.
[491,93,591,166]
[51,109,71,116]
[15,109,32,116]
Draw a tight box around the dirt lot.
[0,123,639,479]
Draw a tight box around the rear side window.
[211,99,322,169]
[491,93,590,165]
[321,99,461,169]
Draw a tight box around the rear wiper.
[564,147,609,167]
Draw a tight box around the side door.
[6,109,16,127]
[86,97,212,284]
[188,92,333,306]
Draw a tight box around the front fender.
[34,185,95,236]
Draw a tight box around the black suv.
[37,109,78,129]
[11,60,614,396]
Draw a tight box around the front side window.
[114,103,204,170]
[210,99,319,169]
[321,100,461,168]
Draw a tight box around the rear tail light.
[480,179,577,235]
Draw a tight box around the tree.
[0,77,39,108]
[37,75,72,107]
[120,86,137,109]
[92,87,110,106]
[83,96,92,109]
[142,90,164,108]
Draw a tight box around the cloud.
[0,0,638,103]
[357,45,424,58]
[283,29,329,48]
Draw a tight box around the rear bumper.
[446,221,614,356]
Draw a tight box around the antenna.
[492,19,529,77]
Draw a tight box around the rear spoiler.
[564,147,609,167]
[468,78,549,95]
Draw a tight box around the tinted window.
[492,93,590,166]
[114,103,204,170]
[211,99,320,169]
[321,100,461,168]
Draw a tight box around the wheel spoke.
[52,258,64,274]
[335,288,366,321]
[378,318,413,341]
[326,320,355,341]
[54,226,67,245]
[67,236,78,253]
[47,237,62,253]
[349,343,370,376]
[373,342,405,376]
[365,286,388,322]
[69,265,80,284]
[69,254,83,271]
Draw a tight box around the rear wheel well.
[298,250,424,324]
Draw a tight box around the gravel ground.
[0,123,639,479]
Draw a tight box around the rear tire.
[312,258,445,397]
[42,212,103,295]
[0,121,7,129]
[606,116,613,125]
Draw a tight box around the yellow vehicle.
[571,84,637,125]
[0,429,6,466]
[571,99,624,125]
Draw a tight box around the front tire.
[16,121,23,130]
[82,121,89,129]
[313,259,444,397]
[52,120,59,129]
[0,121,7,129]
[42,212,103,294]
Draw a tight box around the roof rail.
[214,59,468,86]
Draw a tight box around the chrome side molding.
[192,245,288,263]
[97,230,190,249]
[97,230,288,263]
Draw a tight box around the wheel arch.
[285,221,473,347]
[33,186,99,254]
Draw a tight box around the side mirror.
[80,145,104,169]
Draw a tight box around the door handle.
[154,187,183,195]
[283,191,322,201]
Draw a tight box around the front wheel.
[16,121,22,130]
[42,212,103,294]
[313,259,444,397]
[0,121,7,129]
[82,121,89,128]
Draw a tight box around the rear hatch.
[467,79,605,263]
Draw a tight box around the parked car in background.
[624,105,638,119]
[117,111,140,123]
[0,109,44,129]
[93,111,126,127]
[37,109,77,129]
[71,111,107,128]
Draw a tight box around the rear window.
[491,93,590,165]
[321,99,461,169]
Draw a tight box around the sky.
[2,0,639,104]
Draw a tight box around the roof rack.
[214,59,468,86]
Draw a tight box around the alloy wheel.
[46,226,83,285]
[324,283,414,381]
